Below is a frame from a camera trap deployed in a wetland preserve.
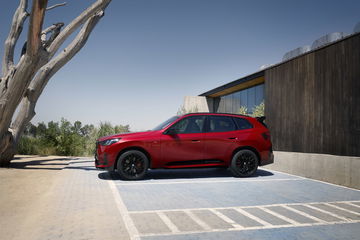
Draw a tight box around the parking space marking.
[184,209,212,230]
[108,166,360,239]
[129,200,360,214]
[209,209,243,229]
[282,205,326,223]
[335,202,360,212]
[326,203,360,216]
[157,212,181,233]
[128,201,360,238]
[108,180,140,240]
[234,208,272,226]
[304,204,350,221]
[259,206,300,225]
[114,178,303,186]
[346,202,360,208]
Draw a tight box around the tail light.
[262,131,271,140]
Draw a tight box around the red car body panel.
[95,113,273,171]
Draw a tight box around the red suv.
[95,113,273,180]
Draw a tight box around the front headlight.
[99,138,120,146]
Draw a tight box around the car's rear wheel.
[230,149,258,177]
[117,150,149,180]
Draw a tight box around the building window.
[215,84,264,114]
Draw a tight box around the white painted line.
[115,178,303,186]
[346,202,360,209]
[282,205,325,223]
[325,203,360,215]
[259,206,299,225]
[138,220,360,238]
[129,200,360,214]
[265,168,360,192]
[108,180,140,240]
[209,209,243,229]
[234,208,272,227]
[305,204,349,221]
[184,210,212,231]
[157,212,180,233]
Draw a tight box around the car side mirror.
[164,128,177,135]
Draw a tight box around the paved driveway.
[104,167,360,240]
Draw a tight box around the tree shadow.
[13,155,39,159]
[62,159,100,171]
[9,157,76,171]
[98,168,274,181]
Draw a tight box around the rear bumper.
[260,148,274,166]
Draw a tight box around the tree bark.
[0,0,111,166]
[12,12,104,144]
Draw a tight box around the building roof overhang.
[199,70,264,97]
[199,32,360,98]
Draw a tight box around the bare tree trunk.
[0,0,111,166]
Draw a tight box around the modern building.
[183,27,360,189]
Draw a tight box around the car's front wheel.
[230,149,258,177]
[117,150,149,180]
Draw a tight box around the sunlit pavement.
[99,164,360,240]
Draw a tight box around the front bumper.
[95,152,115,171]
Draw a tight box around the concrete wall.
[263,151,360,189]
[183,96,212,113]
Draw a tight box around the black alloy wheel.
[117,150,149,180]
[230,149,258,177]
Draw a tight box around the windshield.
[152,116,180,131]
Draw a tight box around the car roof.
[180,112,252,118]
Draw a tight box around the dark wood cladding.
[265,33,360,157]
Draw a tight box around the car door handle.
[228,137,237,140]
[191,139,200,142]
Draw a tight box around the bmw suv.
[95,113,273,180]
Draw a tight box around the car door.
[160,115,206,166]
[203,116,239,162]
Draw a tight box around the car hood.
[97,130,158,142]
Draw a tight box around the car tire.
[230,149,258,177]
[117,150,149,180]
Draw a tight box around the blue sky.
[1,0,359,131]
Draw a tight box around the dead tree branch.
[41,22,64,47]
[12,12,104,141]
[1,0,28,76]
[46,2,66,11]
[47,0,111,57]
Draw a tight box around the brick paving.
[31,159,130,240]
[0,157,130,240]
[2,156,360,240]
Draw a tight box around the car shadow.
[98,168,274,181]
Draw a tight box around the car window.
[168,116,205,134]
[152,116,179,130]
[209,116,236,132]
[233,117,253,130]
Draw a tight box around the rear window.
[232,117,253,130]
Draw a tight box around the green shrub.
[238,105,248,115]
[17,119,131,157]
[251,101,265,117]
